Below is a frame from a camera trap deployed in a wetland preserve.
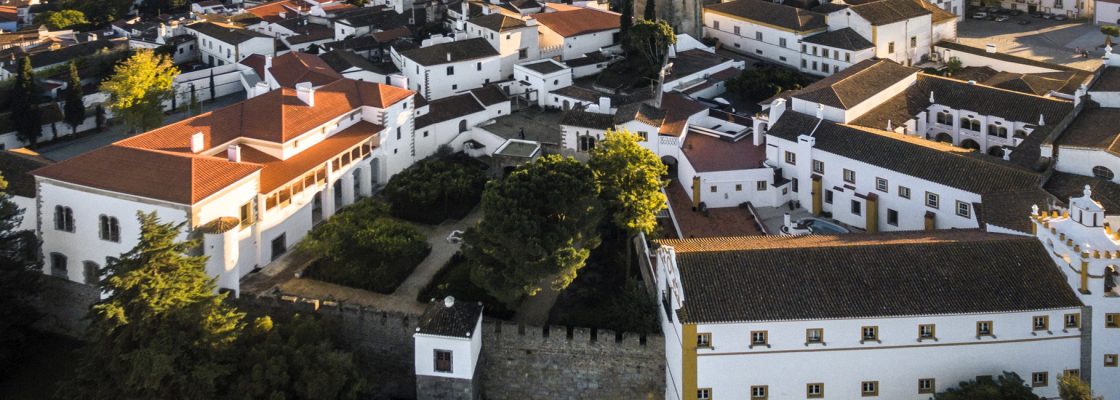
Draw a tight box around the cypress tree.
[12,57,42,147]
[619,0,634,42]
[643,0,656,21]
[63,62,85,136]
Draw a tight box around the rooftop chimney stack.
[446,52,451,62]
[295,82,315,106]
[598,96,610,113]
[227,144,242,163]
[985,43,997,53]
[191,132,205,153]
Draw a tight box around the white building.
[414,85,511,159]
[1099,0,1120,25]
[33,78,419,293]
[464,13,539,78]
[187,22,275,66]
[510,59,571,107]
[0,149,51,232]
[394,37,502,100]
[654,231,1086,400]
[1031,186,1120,400]
[532,7,620,61]
[1002,0,1092,18]
[413,296,484,399]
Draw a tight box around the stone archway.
[933,132,953,144]
[661,155,679,180]
[960,139,980,151]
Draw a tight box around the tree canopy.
[628,19,676,74]
[1058,372,1100,400]
[728,65,812,103]
[381,154,488,224]
[101,49,179,133]
[935,372,1041,400]
[465,155,602,305]
[64,62,86,135]
[61,0,133,24]
[0,173,42,375]
[588,128,666,236]
[33,9,88,30]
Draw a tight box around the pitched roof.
[849,0,931,25]
[659,231,1083,323]
[1044,171,1120,212]
[240,121,381,192]
[416,297,483,338]
[468,13,527,32]
[319,48,378,73]
[704,0,826,32]
[560,103,664,129]
[247,0,306,24]
[1054,107,1120,155]
[268,51,342,87]
[532,8,620,37]
[937,41,1094,80]
[0,150,52,198]
[1094,67,1120,92]
[976,188,1058,233]
[520,59,567,75]
[469,85,508,106]
[658,93,709,135]
[801,27,873,50]
[791,59,919,109]
[275,18,333,44]
[187,22,269,44]
[0,6,17,23]
[664,49,735,83]
[415,92,486,128]
[399,37,499,66]
[769,112,1042,194]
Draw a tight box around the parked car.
[1032,12,1044,18]
[973,11,989,19]
[995,15,1010,22]
[1054,14,1067,21]
[1008,10,1022,16]
[1042,13,1054,19]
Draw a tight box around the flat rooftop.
[666,182,764,238]
[682,131,766,172]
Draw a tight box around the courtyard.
[956,16,1107,70]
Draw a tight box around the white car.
[972,12,988,19]
[995,15,1009,22]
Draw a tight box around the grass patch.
[300,199,431,294]
[418,252,515,319]
[549,236,659,334]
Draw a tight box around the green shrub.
[381,153,487,224]
[418,253,514,319]
[300,199,430,293]
[728,66,814,103]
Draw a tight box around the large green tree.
[62,0,133,24]
[33,9,88,30]
[589,128,667,237]
[935,372,1041,400]
[465,155,602,305]
[101,49,179,133]
[66,212,245,399]
[381,154,487,224]
[629,19,676,74]
[63,62,86,135]
[0,174,42,375]
[12,56,43,147]
[1058,372,1100,400]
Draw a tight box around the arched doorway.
[333,180,344,209]
[987,146,1005,157]
[562,100,570,110]
[312,191,323,223]
[960,139,980,151]
[83,261,99,285]
[661,155,679,180]
[458,120,468,133]
[933,132,953,144]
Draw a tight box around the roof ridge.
[920,73,1074,104]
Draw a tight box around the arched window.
[936,112,950,125]
[83,261,100,285]
[579,135,596,152]
[458,120,468,133]
[55,206,74,232]
[99,215,120,242]
[1093,166,1115,181]
[49,252,68,278]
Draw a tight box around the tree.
[945,56,963,76]
[589,129,667,237]
[209,69,216,101]
[12,56,42,147]
[1058,372,1100,400]
[101,49,179,133]
[66,212,246,399]
[935,372,1040,400]
[223,315,364,400]
[189,85,202,115]
[1101,25,1120,38]
[33,9,88,30]
[94,104,107,131]
[381,154,488,224]
[63,62,86,135]
[729,65,812,103]
[628,19,676,74]
[465,155,602,305]
[643,0,655,20]
[63,0,133,24]
[0,173,42,375]
[619,0,634,42]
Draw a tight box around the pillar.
[865,194,878,233]
[691,176,702,210]
[682,323,698,400]
[322,185,336,219]
[924,211,936,231]
[1080,257,1091,294]
[811,176,822,216]
[341,171,356,207]
[358,162,373,198]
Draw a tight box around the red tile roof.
[248,0,307,23]
[242,121,381,192]
[0,6,17,23]
[268,51,341,87]
[682,131,766,172]
[659,93,708,135]
[240,53,268,78]
[532,8,620,37]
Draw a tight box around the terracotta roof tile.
[532,8,620,37]
[268,51,342,87]
[242,121,381,192]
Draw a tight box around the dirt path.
[393,208,483,300]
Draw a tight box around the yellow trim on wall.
[683,323,698,400]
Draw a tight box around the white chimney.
[278,11,286,18]
[389,74,408,89]
[227,144,242,162]
[985,43,997,53]
[525,16,537,26]
[446,52,451,62]
[443,296,455,307]
[295,82,315,106]
[598,96,610,113]
[264,55,273,69]
[191,132,205,153]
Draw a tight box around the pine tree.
[63,62,85,136]
[12,57,42,147]
[0,173,42,375]
[643,0,656,20]
[66,212,246,399]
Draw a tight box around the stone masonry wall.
[33,276,100,338]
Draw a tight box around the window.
[812,160,824,174]
[861,326,878,342]
[1031,372,1048,387]
[824,190,833,204]
[898,186,911,199]
[697,333,712,348]
[843,169,855,183]
[918,378,936,394]
[1065,313,1081,329]
[806,328,823,344]
[434,350,452,372]
[755,31,762,41]
[751,385,768,399]
[919,324,935,339]
[888,41,895,53]
[1033,315,1049,331]
[733,25,740,35]
[875,177,887,192]
[698,388,712,400]
[1064,369,1080,378]
[98,215,120,242]
[1106,313,1119,328]
[735,184,743,192]
[751,330,768,346]
[887,209,898,226]
[54,206,74,232]
[851,200,861,216]
[757,181,767,191]
[926,192,939,209]
[910,36,917,47]
[476,62,482,71]
[936,112,950,124]
[955,201,970,218]
[83,261,99,285]
[988,125,1008,138]
[636,131,648,142]
[807,383,823,398]
[862,381,878,396]
[821,63,829,72]
[779,38,787,48]
[50,252,67,278]
[578,136,596,152]
[710,186,717,193]
[784,151,796,165]
[1106,354,1118,367]
[1093,166,1115,181]
[713,20,720,29]
[239,202,254,227]
[845,53,851,62]
[792,178,799,193]
[446,66,454,75]
[977,321,994,337]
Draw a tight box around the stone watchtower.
[414,297,485,400]
[633,0,706,38]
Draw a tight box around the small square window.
[1033,315,1049,331]
[751,385,768,399]
[434,350,453,373]
[919,324,935,339]
[861,381,878,397]
[807,383,824,398]
[735,184,743,192]
[1105,354,1118,367]
[918,378,935,394]
[1065,313,1081,329]
[899,186,911,199]
[926,192,940,209]
[751,330,768,346]
[806,328,823,344]
[812,160,824,174]
[851,200,861,216]
[875,177,887,192]
[757,181,767,191]
[887,209,898,226]
[710,186,717,193]
[785,151,796,165]
[956,200,970,218]
[843,169,856,183]
[698,388,712,400]
[861,326,878,341]
[1106,313,1119,328]
[824,190,833,204]
[977,321,994,337]
[697,333,712,348]
[1031,372,1048,387]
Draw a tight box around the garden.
[380,152,489,225]
[417,252,515,319]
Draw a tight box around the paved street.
[956,17,1105,70]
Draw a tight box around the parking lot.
[957,10,1106,70]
